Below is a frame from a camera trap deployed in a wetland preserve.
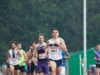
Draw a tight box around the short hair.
[31,42,37,46]
[52,28,59,32]
[9,41,17,47]
[39,33,44,37]
[96,44,100,47]
[17,43,22,46]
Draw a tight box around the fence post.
[79,54,82,75]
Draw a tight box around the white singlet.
[48,38,62,60]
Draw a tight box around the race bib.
[12,60,17,64]
[50,47,58,53]
[10,59,19,65]
[39,53,45,59]
[51,49,57,52]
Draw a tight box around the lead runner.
[47,28,69,75]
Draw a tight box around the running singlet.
[48,38,62,60]
[37,42,47,60]
[19,50,26,66]
[95,51,100,64]
[8,49,19,65]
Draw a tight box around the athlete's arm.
[64,49,70,60]
[45,47,49,59]
[23,51,28,61]
[26,51,31,59]
[46,41,50,61]
[94,54,100,60]
[6,52,10,63]
[17,49,22,57]
[58,38,70,59]
[36,48,39,59]
[94,57,100,60]
[57,38,68,51]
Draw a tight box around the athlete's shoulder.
[8,49,12,52]
[59,37,64,40]
[47,38,53,43]
[21,49,25,53]
[59,37,65,42]
[43,42,47,46]
[36,43,39,47]
[37,42,47,46]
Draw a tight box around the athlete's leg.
[14,65,19,75]
[7,67,10,75]
[9,65,14,75]
[99,68,100,75]
[43,62,49,75]
[60,66,65,75]
[22,72,26,75]
[38,73,44,75]
[49,61,56,75]
[56,59,63,75]
[96,68,100,75]
[56,66,62,75]
[20,66,27,75]
[14,70,19,75]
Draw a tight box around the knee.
[50,61,56,72]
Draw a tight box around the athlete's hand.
[64,55,70,60]
[55,40,60,46]
[32,57,37,66]
[17,49,21,56]
[48,61,50,66]
[7,59,10,63]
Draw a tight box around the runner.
[26,43,37,75]
[1,63,7,75]
[61,49,70,75]
[47,28,68,75]
[6,41,19,75]
[17,43,27,75]
[94,44,100,75]
[37,34,49,75]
